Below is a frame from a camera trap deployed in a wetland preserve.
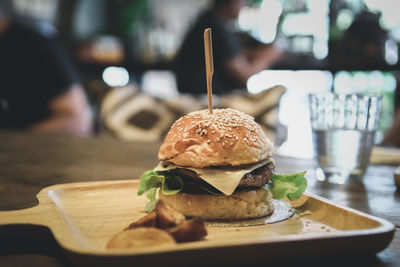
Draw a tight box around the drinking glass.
[309,93,382,184]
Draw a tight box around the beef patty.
[238,159,275,187]
[169,159,275,193]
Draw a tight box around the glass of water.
[309,93,382,184]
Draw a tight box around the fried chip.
[106,227,176,249]
[168,217,207,242]
[126,211,156,230]
[155,199,186,229]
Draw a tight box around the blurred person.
[331,11,387,68]
[0,8,92,136]
[174,0,282,95]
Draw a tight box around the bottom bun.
[159,187,274,220]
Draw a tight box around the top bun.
[158,108,274,168]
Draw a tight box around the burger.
[138,108,306,220]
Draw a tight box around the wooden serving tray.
[0,180,394,266]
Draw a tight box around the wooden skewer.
[204,28,214,114]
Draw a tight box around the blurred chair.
[100,85,286,144]
[100,85,202,142]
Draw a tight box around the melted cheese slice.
[153,159,272,196]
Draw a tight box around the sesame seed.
[207,140,211,144]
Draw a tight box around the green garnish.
[137,170,183,212]
[268,171,307,201]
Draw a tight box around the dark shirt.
[174,9,241,95]
[0,21,78,128]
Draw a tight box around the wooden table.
[0,130,399,267]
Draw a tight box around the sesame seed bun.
[158,108,274,168]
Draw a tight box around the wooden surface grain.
[0,130,399,267]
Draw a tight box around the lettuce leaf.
[137,170,183,212]
[268,171,307,201]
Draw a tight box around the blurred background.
[1,0,399,158]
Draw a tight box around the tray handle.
[0,205,48,226]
